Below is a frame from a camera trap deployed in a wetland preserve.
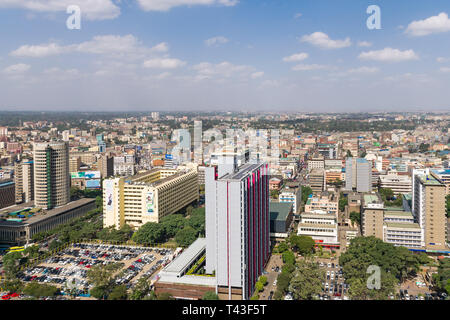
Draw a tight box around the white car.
[327,270,330,276]
[284,294,293,301]
[327,263,332,268]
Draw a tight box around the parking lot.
[317,258,348,300]
[17,243,175,297]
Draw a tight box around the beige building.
[361,194,384,239]
[69,156,81,173]
[309,169,325,194]
[14,160,34,204]
[33,142,70,210]
[103,168,199,230]
[413,172,447,251]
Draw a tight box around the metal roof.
[163,238,206,276]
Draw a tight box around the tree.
[23,282,59,298]
[276,272,292,294]
[270,189,279,199]
[282,250,295,265]
[349,211,361,226]
[87,263,122,299]
[130,277,151,300]
[259,275,268,286]
[132,222,166,244]
[288,260,325,300]
[289,235,315,256]
[276,241,289,253]
[108,285,128,300]
[160,214,186,238]
[339,193,348,212]
[186,205,194,216]
[339,236,427,299]
[175,226,197,247]
[202,291,220,300]
[301,186,313,205]
[255,281,264,292]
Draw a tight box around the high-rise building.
[412,169,447,251]
[345,158,372,193]
[33,142,70,210]
[98,155,114,179]
[309,169,325,194]
[69,156,81,173]
[14,160,34,204]
[205,162,270,300]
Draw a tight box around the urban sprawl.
[0,111,449,301]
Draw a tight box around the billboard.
[86,179,101,189]
[104,180,114,213]
[71,171,101,179]
[146,191,155,214]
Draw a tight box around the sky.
[0,0,450,113]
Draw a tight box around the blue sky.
[0,0,450,112]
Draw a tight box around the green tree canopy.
[288,260,325,300]
[175,226,198,247]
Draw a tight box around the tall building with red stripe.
[205,162,270,300]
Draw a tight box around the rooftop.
[385,222,421,230]
[417,174,444,186]
[384,211,414,217]
[220,163,263,181]
[270,202,293,222]
[163,238,206,276]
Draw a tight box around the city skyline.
[1,0,450,112]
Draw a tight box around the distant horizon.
[1,1,450,111]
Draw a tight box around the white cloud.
[440,67,450,73]
[294,13,302,19]
[405,12,450,36]
[301,32,351,49]
[10,35,170,59]
[292,64,327,71]
[0,0,120,20]
[250,71,264,79]
[437,57,450,63]
[205,36,229,47]
[3,63,31,74]
[10,43,66,58]
[357,41,372,47]
[192,61,258,80]
[347,66,379,74]
[143,58,186,69]
[282,52,308,62]
[359,48,419,62]
[136,0,238,12]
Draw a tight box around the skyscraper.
[33,142,70,210]
[345,158,372,193]
[412,169,447,251]
[14,159,34,204]
[205,162,270,300]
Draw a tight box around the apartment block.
[103,168,199,230]
[412,171,447,251]
[14,160,34,204]
[205,162,270,300]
